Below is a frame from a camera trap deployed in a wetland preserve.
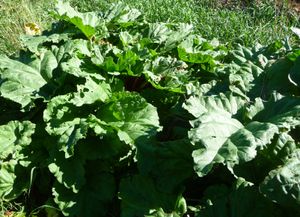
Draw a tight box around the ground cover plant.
[1,0,300,216]
[0,0,299,55]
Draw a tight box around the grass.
[120,0,299,46]
[0,0,299,55]
[0,0,54,55]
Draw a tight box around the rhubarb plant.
[1,1,300,217]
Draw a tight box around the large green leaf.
[264,58,295,94]
[195,179,276,217]
[119,175,185,217]
[20,33,70,54]
[76,134,130,161]
[69,77,111,106]
[0,161,19,200]
[48,150,85,193]
[147,23,193,51]
[183,93,246,118]
[147,23,175,44]
[178,35,226,71]
[253,96,300,129]
[0,160,33,201]
[0,121,37,201]
[137,139,194,193]
[61,56,106,81]
[53,170,115,217]
[0,121,35,160]
[143,56,189,92]
[44,77,111,157]
[0,53,57,108]
[54,0,100,38]
[218,121,279,166]
[44,94,90,157]
[2,1,300,216]
[103,3,141,25]
[189,111,243,176]
[260,133,297,165]
[189,91,300,177]
[260,150,300,209]
[98,92,161,145]
[228,61,264,99]
[164,23,194,50]
[99,49,141,75]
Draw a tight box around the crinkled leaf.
[103,3,141,25]
[260,150,300,209]
[230,131,299,184]
[117,8,141,25]
[165,23,193,50]
[0,161,18,200]
[191,94,300,177]
[253,96,300,129]
[245,98,264,120]
[148,23,173,44]
[0,121,35,160]
[0,53,57,108]
[54,0,100,38]
[189,111,243,176]
[44,95,90,158]
[143,56,189,92]
[98,92,161,145]
[260,133,297,165]
[147,23,193,51]
[48,150,85,193]
[61,56,106,81]
[183,93,246,118]
[219,121,279,166]
[69,77,111,106]
[195,179,276,217]
[228,62,264,99]
[137,139,194,193]
[44,77,111,157]
[53,39,92,58]
[119,175,184,217]
[264,58,295,94]
[20,33,70,53]
[231,45,254,64]
[100,49,141,75]
[53,171,115,217]
[77,134,130,161]
[178,35,226,71]
[120,31,141,47]
[0,161,30,201]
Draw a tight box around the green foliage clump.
[1,1,300,217]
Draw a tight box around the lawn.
[0,0,299,55]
